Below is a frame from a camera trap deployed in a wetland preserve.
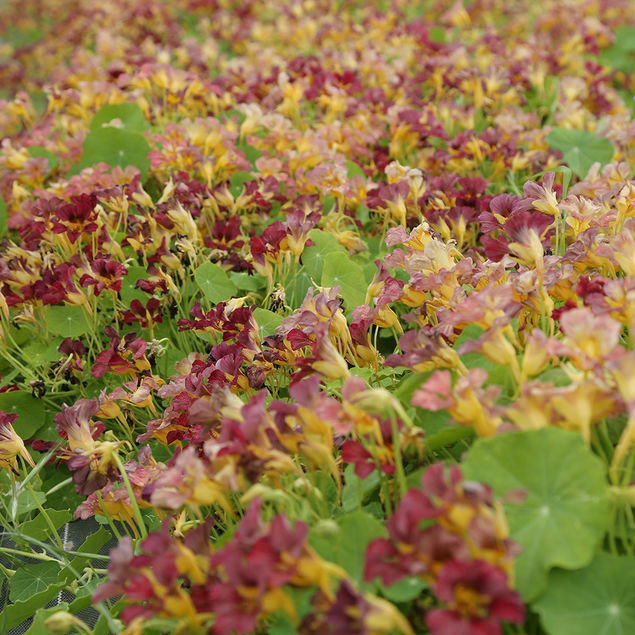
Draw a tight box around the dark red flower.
[79,258,128,296]
[51,193,99,243]
[426,560,524,635]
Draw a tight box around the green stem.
[45,477,73,497]
[0,546,63,564]
[25,481,64,551]
[113,452,148,541]
[0,561,15,578]
[390,416,408,503]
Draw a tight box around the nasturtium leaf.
[9,488,47,517]
[323,194,337,214]
[59,526,112,584]
[462,427,610,601]
[236,140,262,169]
[19,509,72,543]
[21,339,62,367]
[9,561,61,602]
[45,304,92,338]
[0,195,7,236]
[341,464,381,513]
[425,424,474,453]
[309,510,386,587]
[287,269,312,309]
[301,229,346,281]
[0,390,47,438]
[599,26,635,73]
[546,128,614,178]
[229,170,256,198]
[267,613,298,635]
[533,554,635,635]
[0,582,67,630]
[25,602,70,635]
[321,252,366,312]
[253,307,283,339]
[377,576,427,603]
[74,127,151,179]
[119,265,150,304]
[90,102,150,134]
[346,160,366,179]
[194,261,237,304]
[27,146,59,173]
[230,271,266,292]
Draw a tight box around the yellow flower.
[0,413,35,471]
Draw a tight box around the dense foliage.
[0,1,634,633]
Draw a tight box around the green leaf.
[19,509,72,543]
[0,195,7,236]
[236,141,262,169]
[120,265,150,304]
[600,26,635,73]
[309,510,386,587]
[462,428,610,601]
[253,308,283,339]
[321,252,367,312]
[341,464,381,513]
[20,338,63,367]
[0,582,67,630]
[425,425,474,453]
[58,526,112,584]
[45,304,92,338]
[90,102,150,134]
[229,170,256,198]
[287,269,312,309]
[73,127,151,179]
[194,262,237,304]
[27,146,59,173]
[533,554,635,635]
[230,271,266,292]
[346,160,366,179]
[377,576,427,603]
[9,561,61,602]
[302,229,346,281]
[0,390,47,438]
[546,128,615,179]
[6,488,47,517]
[25,602,70,635]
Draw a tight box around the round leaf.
[27,146,59,173]
[462,427,609,600]
[309,511,386,587]
[45,305,92,337]
[534,554,635,635]
[546,128,614,178]
[9,562,61,602]
[302,229,346,281]
[75,127,151,179]
[253,307,283,338]
[194,262,237,304]
[0,390,47,438]
[90,102,150,133]
[321,252,367,312]
[120,265,151,304]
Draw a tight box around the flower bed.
[0,1,634,634]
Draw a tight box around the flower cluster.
[365,464,524,634]
[1,0,634,633]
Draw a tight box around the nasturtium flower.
[0,410,35,471]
